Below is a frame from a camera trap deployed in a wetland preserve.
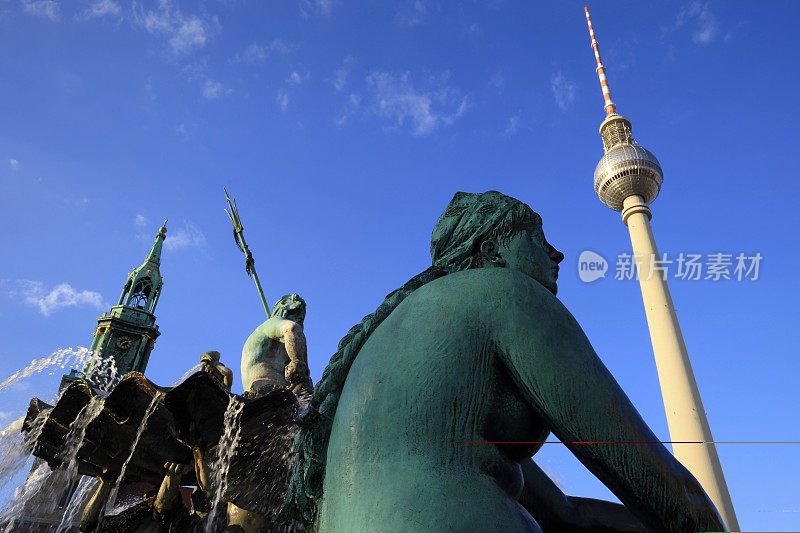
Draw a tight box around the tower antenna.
[584,6,616,116]
[584,7,739,531]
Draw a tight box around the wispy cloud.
[503,114,520,137]
[287,71,309,85]
[21,0,60,21]
[79,0,120,20]
[364,71,467,136]
[237,39,293,63]
[9,159,19,170]
[462,23,481,37]
[670,2,720,44]
[134,0,214,55]
[488,70,506,93]
[0,411,18,423]
[164,222,206,251]
[276,89,289,111]
[550,71,576,111]
[134,213,149,228]
[5,279,105,316]
[396,0,429,27]
[301,0,333,18]
[203,79,224,99]
[333,56,354,92]
[181,61,228,102]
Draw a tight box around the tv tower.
[583,7,739,531]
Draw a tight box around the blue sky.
[1,0,798,530]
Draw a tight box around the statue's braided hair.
[281,191,541,524]
[281,265,449,523]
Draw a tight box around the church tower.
[64,220,168,390]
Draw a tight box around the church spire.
[117,220,167,313]
[68,219,168,390]
[143,218,168,267]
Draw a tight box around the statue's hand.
[164,462,191,478]
[285,360,310,385]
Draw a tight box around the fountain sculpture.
[2,191,729,532]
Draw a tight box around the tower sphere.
[594,143,663,212]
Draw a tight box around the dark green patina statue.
[242,294,313,397]
[284,191,726,533]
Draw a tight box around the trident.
[224,188,271,317]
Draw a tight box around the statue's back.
[317,268,549,532]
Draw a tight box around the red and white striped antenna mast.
[584,6,617,116]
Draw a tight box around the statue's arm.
[492,280,725,533]
[264,318,303,351]
[217,363,233,390]
[519,459,647,532]
[266,317,311,390]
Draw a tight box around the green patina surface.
[75,221,167,389]
[242,294,310,393]
[283,191,726,533]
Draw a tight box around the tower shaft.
[584,6,738,530]
[622,196,739,531]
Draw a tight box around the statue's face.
[201,351,221,364]
[499,224,564,295]
[275,294,306,325]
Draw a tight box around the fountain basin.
[22,371,300,518]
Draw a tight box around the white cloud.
[333,68,347,92]
[242,43,267,62]
[463,23,481,36]
[80,0,120,20]
[287,71,309,85]
[21,0,60,21]
[175,123,187,135]
[333,56,354,92]
[144,79,156,101]
[301,0,333,17]
[7,280,105,317]
[164,222,206,251]
[9,159,19,170]
[396,0,428,27]
[550,71,576,111]
[170,18,206,54]
[672,2,719,44]
[334,92,362,126]
[203,79,224,99]
[276,89,289,111]
[134,213,149,228]
[364,71,467,136]
[488,70,506,93]
[238,39,292,63]
[503,114,520,137]
[135,0,212,55]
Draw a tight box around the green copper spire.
[70,220,168,390]
[144,218,168,266]
[117,219,167,313]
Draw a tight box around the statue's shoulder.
[244,316,282,347]
[416,268,560,313]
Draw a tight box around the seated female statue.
[283,191,725,533]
